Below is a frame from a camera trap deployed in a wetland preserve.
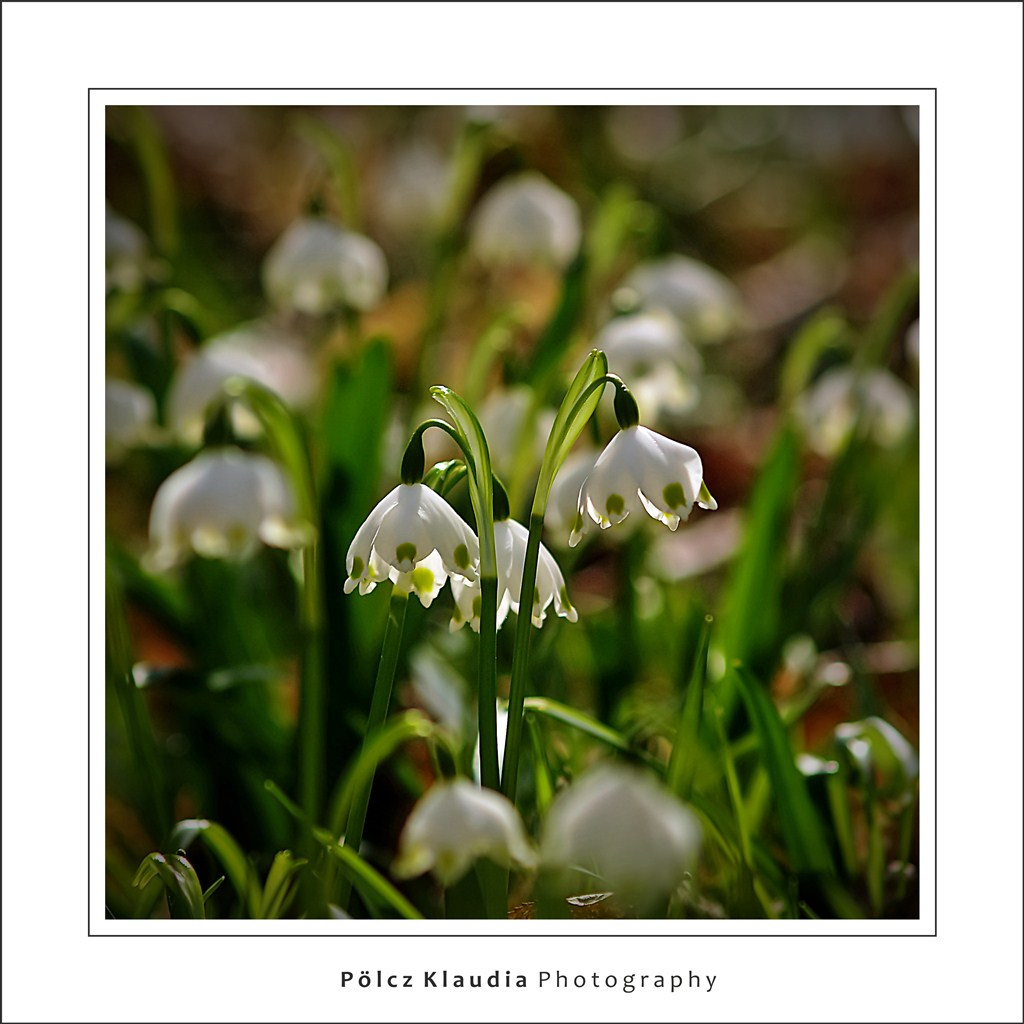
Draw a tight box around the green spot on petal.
[605,493,625,516]
[663,481,686,509]
[396,542,417,565]
[559,585,573,609]
[454,542,470,570]
[411,566,435,594]
[534,586,541,605]
[350,556,364,578]
[472,595,482,618]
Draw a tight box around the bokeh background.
[105,103,920,919]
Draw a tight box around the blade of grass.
[312,828,422,920]
[171,819,261,917]
[730,667,834,875]
[667,614,712,800]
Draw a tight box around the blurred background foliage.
[105,103,920,920]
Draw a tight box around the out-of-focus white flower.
[796,366,914,457]
[392,778,536,885]
[469,172,581,270]
[595,312,703,422]
[146,447,308,571]
[540,765,702,906]
[450,518,576,632]
[167,321,317,445]
[617,255,745,344]
[477,386,556,478]
[262,217,388,315]
[106,206,149,292]
[373,142,452,239]
[545,448,598,542]
[569,426,716,547]
[106,379,156,461]
[345,484,479,607]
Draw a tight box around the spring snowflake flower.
[796,366,914,457]
[618,254,745,345]
[146,447,308,571]
[106,378,156,461]
[262,217,388,315]
[345,484,479,607]
[540,765,702,907]
[392,779,536,885]
[449,518,577,633]
[469,171,581,270]
[569,425,716,547]
[105,205,149,292]
[166,321,317,444]
[544,448,598,543]
[594,311,703,422]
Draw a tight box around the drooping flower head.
[146,447,308,571]
[569,423,716,548]
[618,254,745,345]
[106,378,156,461]
[166,321,317,445]
[540,764,702,908]
[450,517,577,633]
[262,216,388,315]
[594,311,703,423]
[345,483,479,607]
[469,171,581,271]
[392,779,536,886]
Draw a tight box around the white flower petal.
[147,448,306,569]
[470,172,581,270]
[393,779,536,885]
[541,765,701,908]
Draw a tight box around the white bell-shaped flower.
[345,483,479,607]
[469,172,581,270]
[106,378,156,461]
[569,425,716,547]
[540,765,702,906]
[262,217,388,315]
[476,386,556,479]
[166,321,317,445]
[392,778,536,886]
[618,255,745,345]
[545,449,598,543]
[595,312,703,422]
[146,447,308,571]
[450,518,577,632]
[796,366,914,457]
[105,205,149,292]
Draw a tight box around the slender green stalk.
[501,513,544,803]
[476,575,501,791]
[667,615,712,801]
[296,538,326,831]
[339,588,409,910]
[106,555,169,841]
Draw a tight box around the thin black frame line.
[92,90,937,939]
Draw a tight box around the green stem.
[296,538,326,829]
[477,574,501,791]
[501,513,544,804]
[339,588,409,910]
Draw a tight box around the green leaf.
[171,819,261,917]
[667,615,712,800]
[720,426,800,682]
[258,851,308,920]
[132,852,206,919]
[326,710,435,838]
[312,829,423,920]
[730,667,835,876]
[532,349,609,516]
